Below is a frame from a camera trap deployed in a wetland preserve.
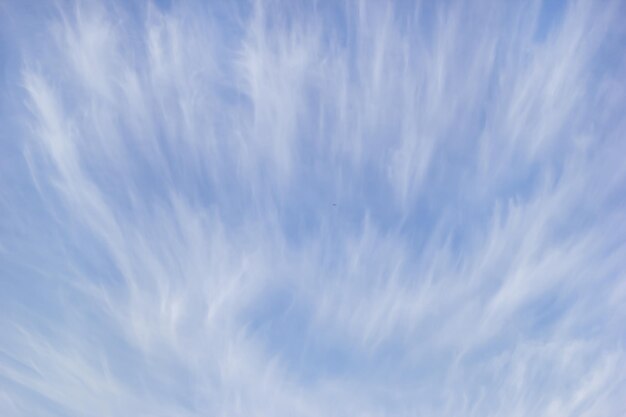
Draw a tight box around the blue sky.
[1,0,626,415]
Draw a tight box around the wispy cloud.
[1,0,625,415]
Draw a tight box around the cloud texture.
[1,0,626,415]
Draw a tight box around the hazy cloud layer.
[1,0,625,416]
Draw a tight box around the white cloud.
[1,0,625,415]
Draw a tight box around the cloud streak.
[1,0,625,415]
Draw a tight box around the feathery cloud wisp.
[1,0,626,415]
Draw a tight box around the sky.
[1,0,626,416]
